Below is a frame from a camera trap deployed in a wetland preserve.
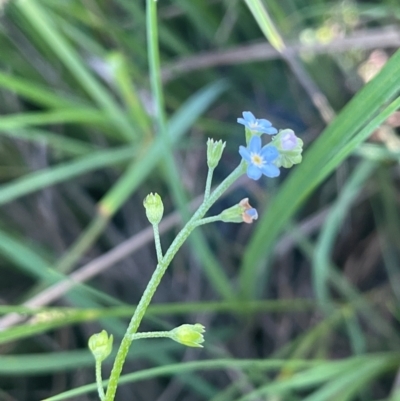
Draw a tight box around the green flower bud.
[169,323,205,348]
[220,198,258,224]
[88,330,113,362]
[271,129,303,168]
[143,193,164,225]
[207,138,226,169]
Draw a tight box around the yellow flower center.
[251,153,264,167]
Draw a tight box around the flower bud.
[143,193,164,225]
[271,129,303,168]
[207,138,226,169]
[220,198,258,224]
[169,323,205,348]
[88,330,113,362]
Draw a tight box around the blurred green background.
[1,0,400,400]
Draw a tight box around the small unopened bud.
[207,138,226,169]
[88,330,113,362]
[220,198,258,224]
[272,129,303,168]
[280,130,298,150]
[143,193,164,225]
[170,323,205,348]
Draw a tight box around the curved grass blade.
[0,71,87,109]
[1,128,94,156]
[0,110,110,131]
[0,146,136,206]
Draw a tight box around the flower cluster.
[237,111,303,180]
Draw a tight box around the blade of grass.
[315,97,400,184]
[0,229,57,283]
[0,109,110,132]
[0,145,136,206]
[0,228,132,316]
[243,0,285,51]
[1,128,95,156]
[109,52,152,135]
[116,0,190,55]
[0,298,314,317]
[0,71,88,109]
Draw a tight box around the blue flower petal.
[237,112,278,135]
[247,164,263,180]
[257,119,272,128]
[242,111,256,123]
[246,208,258,219]
[248,135,262,153]
[260,145,279,162]
[260,163,280,178]
[263,127,278,135]
[239,145,251,162]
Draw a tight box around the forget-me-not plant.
[88,111,303,401]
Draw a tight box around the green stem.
[147,0,167,132]
[95,360,105,401]
[204,167,214,200]
[130,331,171,341]
[152,223,163,262]
[104,162,245,401]
[194,215,222,227]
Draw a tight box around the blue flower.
[239,135,280,180]
[237,111,278,135]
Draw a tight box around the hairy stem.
[104,163,244,401]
